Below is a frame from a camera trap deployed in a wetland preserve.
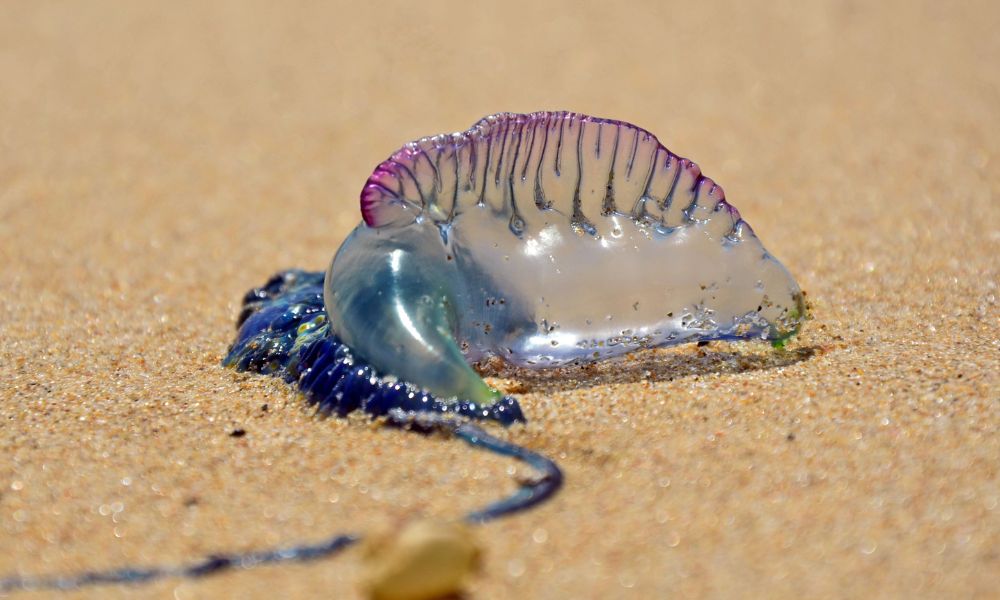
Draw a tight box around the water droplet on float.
[532,528,548,543]
[860,540,878,555]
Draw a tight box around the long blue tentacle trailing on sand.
[2,111,805,592]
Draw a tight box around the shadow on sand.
[477,343,817,395]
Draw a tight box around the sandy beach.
[1,1,998,597]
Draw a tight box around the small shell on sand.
[361,520,482,600]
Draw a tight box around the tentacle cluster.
[224,269,525,425]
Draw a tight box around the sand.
[1,1,998,598]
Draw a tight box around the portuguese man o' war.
[328,111,805,410]
[225,111,804,425]
[0,112,805,592]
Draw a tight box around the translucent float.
[324,111,806,410]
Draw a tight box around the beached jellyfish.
[326,112,804,408]
[226,111,805,423]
